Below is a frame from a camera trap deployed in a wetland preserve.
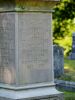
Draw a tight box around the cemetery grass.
[58,57,75,81]
[64,91,75,100]
[59,89,75,100]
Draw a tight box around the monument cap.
[0,0,60,12]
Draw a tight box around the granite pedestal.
[0,0,63,100]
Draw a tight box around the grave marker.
[0,0,63,100]
[69,32,75,60]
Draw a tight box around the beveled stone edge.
[0,0,60,12]
[0,10,54,13]
[0,82,55,90]
[0,86,63,99]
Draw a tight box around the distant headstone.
[53,45,64,78]
[69,32,75,60]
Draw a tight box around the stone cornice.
[0,0,59,12]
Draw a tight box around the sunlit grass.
[64,57,75,73]
[58,57,75,81]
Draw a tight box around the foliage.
[0,0,14,4]
[53,0,75,56]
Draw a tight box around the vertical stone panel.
[0,13,16,85]
[17,13,53,85]
[53,45,64,78]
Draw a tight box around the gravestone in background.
[0,0,64,100]
[53,45,64,78]
[69,32,75,60]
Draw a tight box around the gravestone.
[53,45,64,78]
[0,0,64,100]
[69,32,75,60]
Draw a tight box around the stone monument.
[69,32,75,60]
[0,0,63,100]
[53,45,64,78]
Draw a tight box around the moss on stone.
[0,0,58,11]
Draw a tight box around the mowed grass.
[58,57,75,81]
[62,90,75,100]
[56,88,75,100]
[64,58,75,73]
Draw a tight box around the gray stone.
[0,87,63,100]
[0,0,59,12]
[53,45,64,78]
[17,13,53,85]
[0,13,16,85]
[55,79,75,92]
[0,0,63,100]
[69,32,75,60]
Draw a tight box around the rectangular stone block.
[17,13,53,85]
[0,12,53,85]
[0,1,63,100]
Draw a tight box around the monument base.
[0,84,63,100]
[68,52,75,60]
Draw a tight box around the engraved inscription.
[18,13,53,85]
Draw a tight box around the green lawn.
[58,90,75,100]
[58,57,75,81]
[64,58,75,73]
[64,91,75,100]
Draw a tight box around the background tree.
[53,0,75,56]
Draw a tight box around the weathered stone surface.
[55,79,75,92]
[69,32,75,60]
[0,0,59,12]
[0,12,64,100]
[53,45,64,78]
[17,13,53,85]
[0,13,16,85]
[0,0,63,100]
[0,12,53,85]
[0,86,63,100]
